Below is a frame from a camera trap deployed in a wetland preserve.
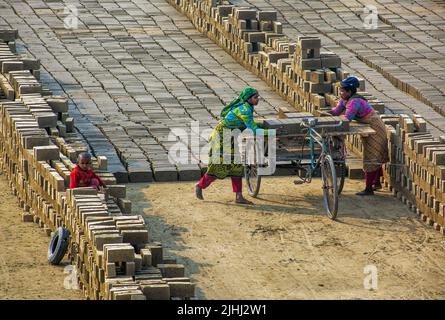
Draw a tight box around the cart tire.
[336,161,346,195]
[48,227,70,265]
[321,155,338,220]
[245,165,261,197]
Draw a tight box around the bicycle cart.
[243,115,375,220]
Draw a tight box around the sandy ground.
[127,176,445,300]
[0,174,82,300]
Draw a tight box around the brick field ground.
[127,177,445,299]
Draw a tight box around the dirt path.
[127,176,445,299]
[0,174,82,300]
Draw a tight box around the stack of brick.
[64,189,195,300]
[333,109,445,233]
[0,29,195,299]
[381,114,445,234]
[0,30,40,100]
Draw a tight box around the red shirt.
[70,165,105,189]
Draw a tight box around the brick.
[348,165,364,179]
[124,261,136,276]
[112,289,146,300]
[104,244,135,263]
[259,21,273,32]
[145,244,163,266]
[0,29,18,42]
[94,233,123,251]
[106,185,126,198]
[64,117,74,132]
[97,155,108,170]
[140,248,153,267]
[22,136,49,149]
[298,36,321,49]
[217,5,233,16]
[1,60,23,74]
[141,284,170,300]
[35,113,57,128]
[121,229,149,246]
[310,71,324,84]
[325,70,337,82]
[45,97,68,113]
[0,74,14,99]
[33,145,60,161]
[153,167,177,182]
[321,55,341,68]
[273,21,282,33]
[21,212,34,222]
[134,254,142,271]
[300,58,321,69]
[157,264,185,278]
[433,151,445,165]
[18,84,42,95]
[117,198,132,214]
[247,32,266,43]
[168,281,195,298]
[106,262,116,278]
[268,52,289,64]
[20,57,40,70]
[128,169,153,182]
[257,10,277,21]
[234,9,257,20]
[178,165,202,181]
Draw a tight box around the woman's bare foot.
[195,183,204,200]
[235,193,253,205]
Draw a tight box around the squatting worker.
[70,152,106,191]
[329,76,388,196]
[195,86,268,205]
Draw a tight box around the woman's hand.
[319,110,333,117]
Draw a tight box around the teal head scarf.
[220,87,258,118]
[238,86,258,102]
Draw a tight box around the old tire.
[48,227,70,265]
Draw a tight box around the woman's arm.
[330,99,346,116]
[237,104,268,134]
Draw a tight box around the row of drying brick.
[383,114,445,234]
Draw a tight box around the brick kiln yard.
[1,0,445,300]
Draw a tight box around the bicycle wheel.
[321,154,338,220]
[336,161,346,195]
[245,164,261,197]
